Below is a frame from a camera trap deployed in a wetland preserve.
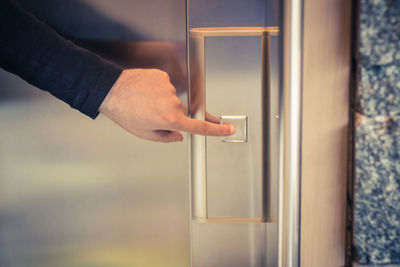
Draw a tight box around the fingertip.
[229,124,236,135]
[221,124,236,136]
[219,119,236,134]
[176,117,236,137]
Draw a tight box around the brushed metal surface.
[188,28,279,267]
[205,34,263,220]
[188,27,279,223]
[187,1,281,266]
[278,0,303,267]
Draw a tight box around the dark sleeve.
[0,0,123,119]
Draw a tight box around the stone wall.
[354,0,400,264]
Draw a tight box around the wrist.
[99,69,126,114]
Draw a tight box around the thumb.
[152,130,184,143]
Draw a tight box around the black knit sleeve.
[0,0,123,119]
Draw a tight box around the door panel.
[187,1,280,266]
[0,1,286,266]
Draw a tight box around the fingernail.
[229,125,236,134]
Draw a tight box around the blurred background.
[0,0,189,266]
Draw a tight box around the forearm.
[0,0,122,118]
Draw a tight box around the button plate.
[220,115,248,143]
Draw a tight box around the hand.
[99,69,235,142]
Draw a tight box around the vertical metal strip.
[278,0,303,266]
[261,32,273,222]
[189,33,207,222]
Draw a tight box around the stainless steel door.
[0,1,303,266]
[187,1,280,266]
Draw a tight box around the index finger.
[175,116,236,136]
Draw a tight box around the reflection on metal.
[278,0,303,267]
[204,217,277,223]
[189,27,278,36]
[78,41,187,93]
[188,27,279,223]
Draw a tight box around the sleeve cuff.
[79,62,122,119]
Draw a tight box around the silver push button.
[220,115,248,143]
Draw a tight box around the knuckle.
[180,103,188,114]
[166,85,176,94]
[169,84,177,92]
[164,113,180,126]
[157,69,170,79]
[173,98,183,108]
